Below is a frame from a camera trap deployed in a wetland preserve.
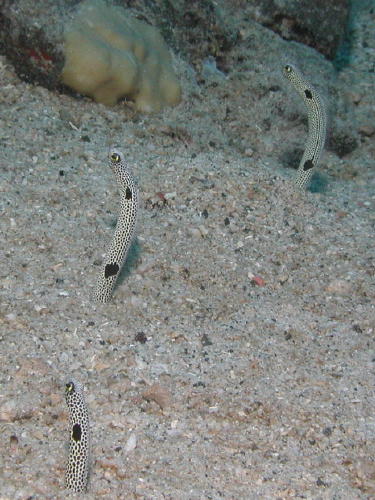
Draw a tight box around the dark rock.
[154,0,239,68]
[234,0,350,60]
[327,130,359,157]
[0,0,75,91]
[135,332,148,344]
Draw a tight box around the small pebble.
[125,433,137,453]
[142,383,171,410]
[248,273,266,286]
[164,192,176,200]
[0,400,17,422]
[325,279,351,295]
[198,225,209,237]
[135,332,147,343]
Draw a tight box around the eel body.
[65,379,90,493]
[94,148,139,302]
[283,64,327,189]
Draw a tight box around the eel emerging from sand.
[94,147,139,302]
[283,63,327,189]
[65,379,90,492]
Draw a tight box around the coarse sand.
[0,1,374,498]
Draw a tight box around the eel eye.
[284,65,293,73]
[66,382,74,393]
[110,153,121,164]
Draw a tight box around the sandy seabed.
[0,2,374,499]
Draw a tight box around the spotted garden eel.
[94,147,139,302]
[283,63,327,189]
[65,379,90,493]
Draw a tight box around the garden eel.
[283,63,327,189]
[94,147,139,302]
[65,379,90,493]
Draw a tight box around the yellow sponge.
[61,0,181,112]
